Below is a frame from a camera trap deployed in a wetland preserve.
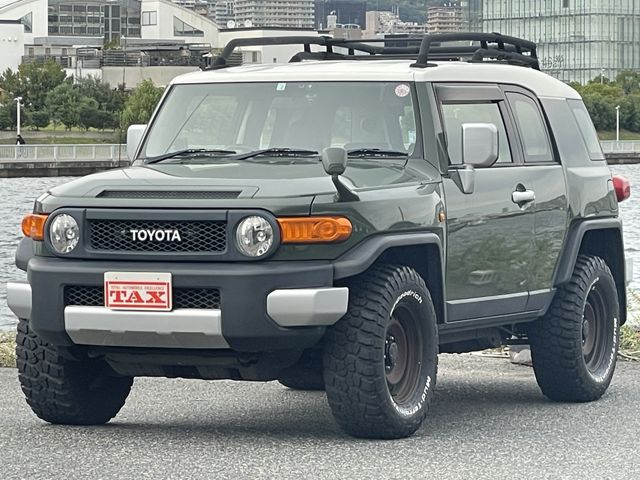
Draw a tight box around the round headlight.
[235,216,274,257]
[49,214,79,254]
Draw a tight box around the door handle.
[512,190,535,205]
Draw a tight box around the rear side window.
[441,102,512,165]
[568,99,606,160]
[506,92,553,163]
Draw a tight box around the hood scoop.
[97,190,242,200]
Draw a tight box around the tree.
[18,61,67,111]
[583,95,616,131]
[616,70,640,95]
[620,95,640,132]
[46,82,81,130]
[121,79,164,130]
[0,105,11,130]
[78,97,101,131]
[28,110,50,130]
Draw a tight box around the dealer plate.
[104,272,172,311]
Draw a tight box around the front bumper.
[8,256,349,352]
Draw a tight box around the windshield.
[140,82,418,159]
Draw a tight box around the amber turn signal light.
[21,214,48,241]
[278,217,352,244]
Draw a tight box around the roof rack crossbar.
[410,32,538,70]
[205,32,540,71]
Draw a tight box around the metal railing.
[0,144,126,163]
[600,141,640,154]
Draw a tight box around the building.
[218,26,321,63]
[0,0,221,82]
[0,19,25,73]
[364,10,425,36]
[479,0,640,84]
[214,0,235,27]
[426,4,462,34]
[313,0,365,29]
[234,0,314,28]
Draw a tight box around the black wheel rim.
[582,282,612,375]
[384,304,423,405]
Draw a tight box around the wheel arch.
[554,218,627,325]
[334,233,446,324]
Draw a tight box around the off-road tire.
[16,317,133,424]
[323,264,438,439]
[278,349,325,391]
[528,255,620,402]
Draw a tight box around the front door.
[435,84,536,321]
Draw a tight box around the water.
[1,168,639,330]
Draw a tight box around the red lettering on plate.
[146,290,166,304]
[127,290,144,304]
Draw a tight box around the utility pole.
[616,105,620,142]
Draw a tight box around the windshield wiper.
[347,148,409,158]
[231,148,319,161]
[144,148,237,164]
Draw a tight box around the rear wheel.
[16,317,132,424]
[323,265,438,439]
[528,255,619,402]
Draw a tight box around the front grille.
[97,190,241,200]
[65,286,221,309]
[88,220,227,253]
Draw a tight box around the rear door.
[501,86,569,308]
[436,84,538,322]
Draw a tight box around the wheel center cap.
[385,336,399,372]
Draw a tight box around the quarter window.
[441,102,512,165]
[506,93,553,162]
[568,99,605,160]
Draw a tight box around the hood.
[41,158,434,213]
[49,159,426,196]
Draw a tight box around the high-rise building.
[234,0,315,28]
[426,4,462,34]
[479,0,640,84]
[313,0,366,29]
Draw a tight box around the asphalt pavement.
[1,354,639,480]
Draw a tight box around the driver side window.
[441,102,512,165]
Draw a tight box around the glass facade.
[47,0,141,41]
[478,0,640,83]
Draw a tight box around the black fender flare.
[15,237,34,272]
[553,217,627,324]
[333,232,444,280]
[553,218,624,286]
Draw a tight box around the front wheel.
[16,317,133,425]
[323,265,438,439]
[528,255,620,402]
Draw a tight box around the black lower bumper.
[27,256,334,351]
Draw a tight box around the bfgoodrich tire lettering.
[323,264,438,439]
[16,317,132,425]
[528,255,620,402]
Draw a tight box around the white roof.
[172,60,580,99]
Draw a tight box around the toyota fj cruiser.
[8,33,632,439]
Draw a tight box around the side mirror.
[321,147,347,176]
[126,124,146,161]
[461,123,498,168]
[321,147,359,202]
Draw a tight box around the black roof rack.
[205,32,539,71]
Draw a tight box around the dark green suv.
[8,34,632,439]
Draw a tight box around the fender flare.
[15,237,34,272]
[553,218,624,286]
[333,232,444,280]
